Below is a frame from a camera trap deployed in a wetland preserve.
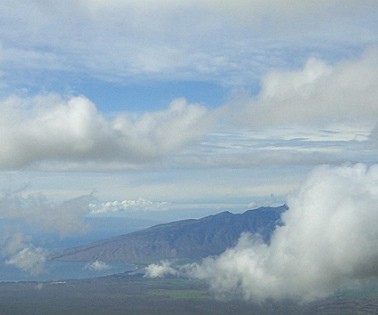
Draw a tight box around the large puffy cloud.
[185,164,378,302]
[226,48,378,130]
[0,94,209,169]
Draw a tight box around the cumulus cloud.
[0,94,209,170]
[144,260,178,278]
[2,232,47,276]
[0,190,94,236]
[84,260,110,272]
[227,48,378,130]
[5,247,47,276]
[89,198,170,215]
[180,164,378,302]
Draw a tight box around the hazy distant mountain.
[51,205,287,263]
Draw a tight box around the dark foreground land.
[0,273,377,315]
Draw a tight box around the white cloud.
[84,260,110,272]
[144,260,178,278]
[225,48,378,130]
[0,94,209,170]
[2,232,47,276]
[187,163,378,302]
[89,198,170,215]
[5,246,47,276]
[112,98,209,160]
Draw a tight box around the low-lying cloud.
[5,246,47,276]
[2,232,47,276]
[144,260,178,278]
[84,260,111,272]
[146,164,378,302]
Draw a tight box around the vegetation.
[0,273,376,315]
[148,289,209,300]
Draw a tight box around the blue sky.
[0,0,378,224]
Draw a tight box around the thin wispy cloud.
[0,190,94,235]
[0,1,376,87]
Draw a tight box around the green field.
[0,274,377,315]
[148,288,209,300]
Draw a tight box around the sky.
[0,0,378,298]
[0,0,377,217]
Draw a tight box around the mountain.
[50,205,287,263]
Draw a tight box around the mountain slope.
[51,205,287,263]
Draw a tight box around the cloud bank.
[154,164,378,302]
[0,95,209,169]
[0,48,376,172]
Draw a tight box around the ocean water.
[0,261,136,282]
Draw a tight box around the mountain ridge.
[51,205,287,263]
